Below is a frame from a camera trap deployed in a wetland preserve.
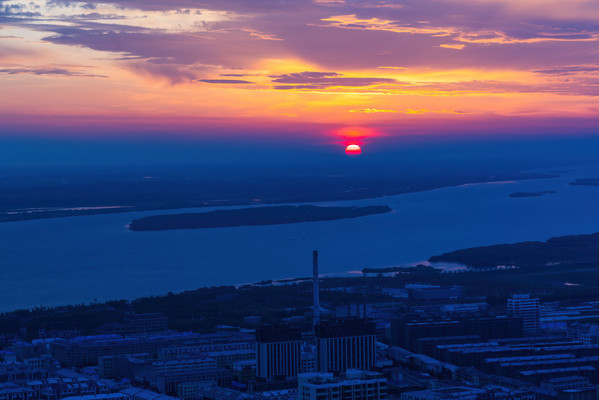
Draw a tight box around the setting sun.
[345,144,362,155]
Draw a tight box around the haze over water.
[1,166,599,311]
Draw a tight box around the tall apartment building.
[298,370,386,400]
[315,319,376,373]
[256,325,301,380]
[508,294,540,335]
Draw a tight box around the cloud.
[442,0,599,21]
[440,43,465,50]
[3,0,599,75]
[377,66,406,70]
[1,0,233,32]
[402,109,466,114]
[198,79,254,84]
[349,108,466,114]
[125,61,198,84]
[320,14,455,36]
[219,73,257,77]
[320,14,599,46]
[271,71,396,89]
[400,79,599,97]
[534,65,599,76]
[349,108,397,113]
[316,0,403,9]
[0,64,107,77]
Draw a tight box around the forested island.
[129,205,392,231]
[429,232,599,268]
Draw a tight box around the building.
[61,395,129,400]
[0,365,48,384]
[143,369,233,395]
[233,360,256,384]
[567,323,599,345]
[51,332,254,368]
[112,355,153,381]
[391,316,523,352]
[119,387,178,400]
[298,370,386,400]
[207,350,255,369]
[558,388,598,400]
[440,304,489,314]
[401,387,535,400]
[98,356,115,379]
[96,314,169,336]
[0,352,18,365]
[541,376,591,392]
[124,314,169,334]
[256,325,301,380]
[315,319,376,373]
[301,344,317,374]
[508,295,540,335]
[151,357,217,374]
[401,387,487,400]
[159,336,254,361]
[0,383,35,400]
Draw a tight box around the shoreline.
[0,171,556,224]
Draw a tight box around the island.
[129,205,392,231]
[570,178,599,186]
[429,232,599,268]
[509,190,556,197]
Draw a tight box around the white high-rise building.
[507,294,539,335]
[315,319,376,373]
[256,325,302,380]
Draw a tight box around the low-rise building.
[0,383,35,400]
[298,370,386,400]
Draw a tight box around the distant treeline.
[362,265,434,274]
[429,232,599,268]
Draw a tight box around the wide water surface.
[2,166,599,311]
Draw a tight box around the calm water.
[2,166,599,311]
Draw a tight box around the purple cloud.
[0,65,107,77]
[534,65,599,75]
[198,79,254,84]
[271,71,395,89]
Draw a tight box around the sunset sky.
[1,0,599,154]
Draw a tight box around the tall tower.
[313,250,320,330]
